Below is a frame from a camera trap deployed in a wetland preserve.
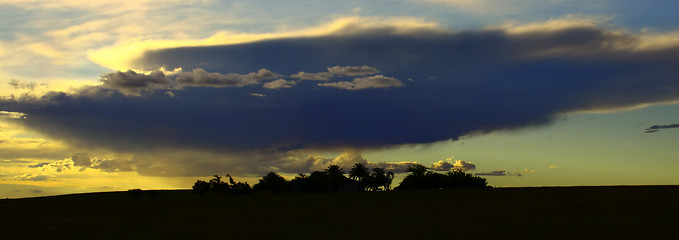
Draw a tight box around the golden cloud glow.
[87,17,441,71]
[495,16,679,55]
[0,76,100,97]
[633,31,679,51]
[496,15,608,34]
[26,42,67,61]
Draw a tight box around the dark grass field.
[1,186,677,239]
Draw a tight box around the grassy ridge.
[1,186,678,239]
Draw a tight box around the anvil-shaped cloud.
[2,18,679,176]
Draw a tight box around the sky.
[1,0,678,198]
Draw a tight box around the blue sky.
[1,0,678,198]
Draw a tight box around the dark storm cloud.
[1,22,679,170]
[645,123,679,133]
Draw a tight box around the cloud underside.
[2,20,679,176]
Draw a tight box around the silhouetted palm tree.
[326,165,345,192]
[349,163,369,180]
[349,163,370,191]
[326,164,345,177]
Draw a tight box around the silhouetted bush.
[227,174,253,195]
[192,180,211,195]
[128,188,143,199]
[288,166,363,193]
[209,175,230,194]
[253,172,290,194]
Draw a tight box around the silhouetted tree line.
[192,174,253,195]
[395,164,488,190]
[193,163,487,195]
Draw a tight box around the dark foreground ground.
[1,186,677,240]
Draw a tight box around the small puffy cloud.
[431,158,476,172]
[328,152,417,173]
[100,70,169,95]
[318,75,403,90]
[369,161,417,173]
[70,153,92,167]
[100,68,280,95]
[41,158,75,173]
[29,189,43,194]
[263,79,298,89]
[429,161,452,171]
[276,155,332,174]
[329,151,367,168]
[90,158,134,172]
[327,65,380,76]
[291,72,332,81]
[175,68,279,88]
[0,111,27,119]
[23,152,135,174]
[274,151,417,174]
[524,169,536,173]
[453,160,476,171]
[549,165,558,169]
[99,65,385,95]
[250,93,266,97]
[9,79,47,91]
[645,123,679,133]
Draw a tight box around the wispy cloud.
[476,170,522,177]
[13,173,56,181]
[318,75,403,90]
[645,123,679,133]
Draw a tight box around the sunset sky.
[1,0,678,198]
